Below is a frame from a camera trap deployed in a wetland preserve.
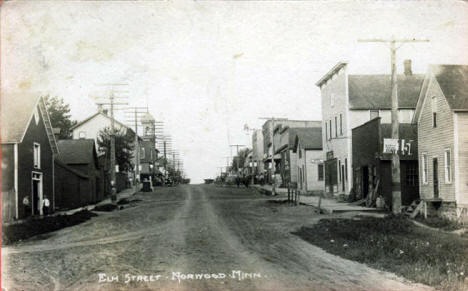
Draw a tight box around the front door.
[362,167,369,198]
[433,158,439,198]
[32,172,43,215]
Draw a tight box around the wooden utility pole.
[358,37,429,214]
[92,84,128,203]
[125,106,148,184]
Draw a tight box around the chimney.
[102,109,109,116]
[404,59,412,76]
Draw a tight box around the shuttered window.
[421,154,428,184]
[445,149,452,183]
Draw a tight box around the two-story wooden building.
[316,60,424,198]
[1,93,58,222]
[413,64,468,221]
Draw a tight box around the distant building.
[413,64,468,220]
[251,129,264,179]
[139,112,158,185]
[316,60,424,197]
[292,127,324,194]
[262,119,320,185]
[70,106,141,183]
[352,118,419,207]
[1,93,58,221]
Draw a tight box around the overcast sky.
[2,0,467,183]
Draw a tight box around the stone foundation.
[425,201,468,223]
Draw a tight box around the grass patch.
[415,216,465,231]
[2,210,97,245]
[292,216,468,291]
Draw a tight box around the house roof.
[413,65,468,123]
[57,139,98,166]
[348,74,424,110]
[1,93,42,143]
[433,65,468,110]
[292,127,323,152]
[71,111,135,134]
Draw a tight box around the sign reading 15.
[383,139,413,155]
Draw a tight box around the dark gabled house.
[55,139,104,210]
[1,93,59,222]
[352,117,419,207]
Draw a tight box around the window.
[344,158,348,181]
[329,120,332,140]
[298,147,302,159]
[370,110,379,120]
[140,147,146,159]
[406,163,418,186]
[79,131,86,139]
[432,97,437,128]
[445,149,452,183]
[318,164,324,181]
[335,116,338,138]
[338,160,342,182]
[421,154,428,184]
[33,143,40,169]
[339,114,343,136]
[325,123,328,141]
[331,94,335,107]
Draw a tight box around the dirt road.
[2,185,431,291]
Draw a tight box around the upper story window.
[329,120,332,140]
[370,110,379,120]
[421,153,428,184]
[339,114,343,136]
[140,147,146,159]
[445,149,452,183]
[325,123,328,141]
[330,93,335,108]
[318,164,324,181]
[431,96,437,128]
[298,147,302,159]
[335,116,338,138]
[33,143,41,169]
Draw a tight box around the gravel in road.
[2,185,432,291]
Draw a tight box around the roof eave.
[315,62,348,87]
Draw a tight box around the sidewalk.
[253,184,381,214]
[54,184,141,216]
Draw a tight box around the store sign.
[383,139,413,155]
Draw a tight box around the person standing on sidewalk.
[43,197,50,216]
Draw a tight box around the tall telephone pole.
[358,37,429,214]
[92,84,128,203]
[125,106,148,184]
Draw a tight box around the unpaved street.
[2,185,431,291]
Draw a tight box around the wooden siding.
[456,112,468,205]
[320,66,349,195]
[418,76,455,201]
